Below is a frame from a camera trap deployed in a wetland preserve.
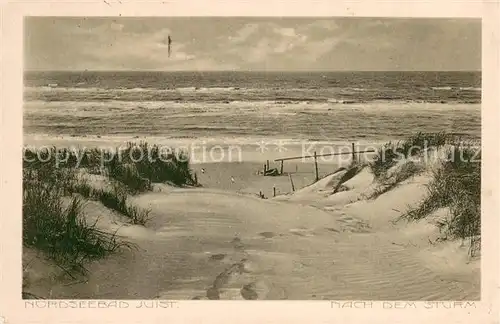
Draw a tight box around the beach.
[22,70,481,300]
[22,150,481,300]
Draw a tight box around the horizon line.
[24,69,482,73]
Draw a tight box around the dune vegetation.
[366,132,481,256]
[22,143,197,279]
[400,144,481,256]
[21,133,481,299]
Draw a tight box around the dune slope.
[24,174,480,300]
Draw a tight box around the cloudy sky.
[24,17,481,71]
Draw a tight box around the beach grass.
[94,186,152,225]
[69,180,152,225]
[400,144,481,256]
[366,132,481,255]
[368,160,424,199]
[105,142,196,189]
[22,142,195,276]
[105,160,153,194]
[369,131,449,179]
[23,166,131,275]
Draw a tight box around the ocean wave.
[431,86,453,91]
[459,87,482,91]
[25,85,244,93]
[268,112,298,116]
[179,86,241,92]
[23,100,301,119]
[24,100,481,120]
[180,125,252,131]
[24,133,367,147]
[431,86,482,91]
[25,86,105,92]
[327,98,360,104]
[348,87,369,92]
[23,85,481,104]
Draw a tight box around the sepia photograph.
[22,16,481,300]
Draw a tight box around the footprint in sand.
[205,258,251,300]
[240,282,259,300]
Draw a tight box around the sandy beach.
[191,161,344,195]
[22,141,480,300]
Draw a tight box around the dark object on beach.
[264,168,279,176]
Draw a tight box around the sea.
[24,71,481,161]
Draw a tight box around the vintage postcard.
[0,0,498,323]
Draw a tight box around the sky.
[24,17,481,71]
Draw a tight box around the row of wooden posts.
[262,143,376,183]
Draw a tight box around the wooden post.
[273,185,276,197]
[266,160,270,171]
[351,142,356,163]
[280,160,284,175]
[264,163,267,174]
[194,172,198,185]
[288,173,295,192]
[314,151,319,182]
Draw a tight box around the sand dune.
[23,162,480,300]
